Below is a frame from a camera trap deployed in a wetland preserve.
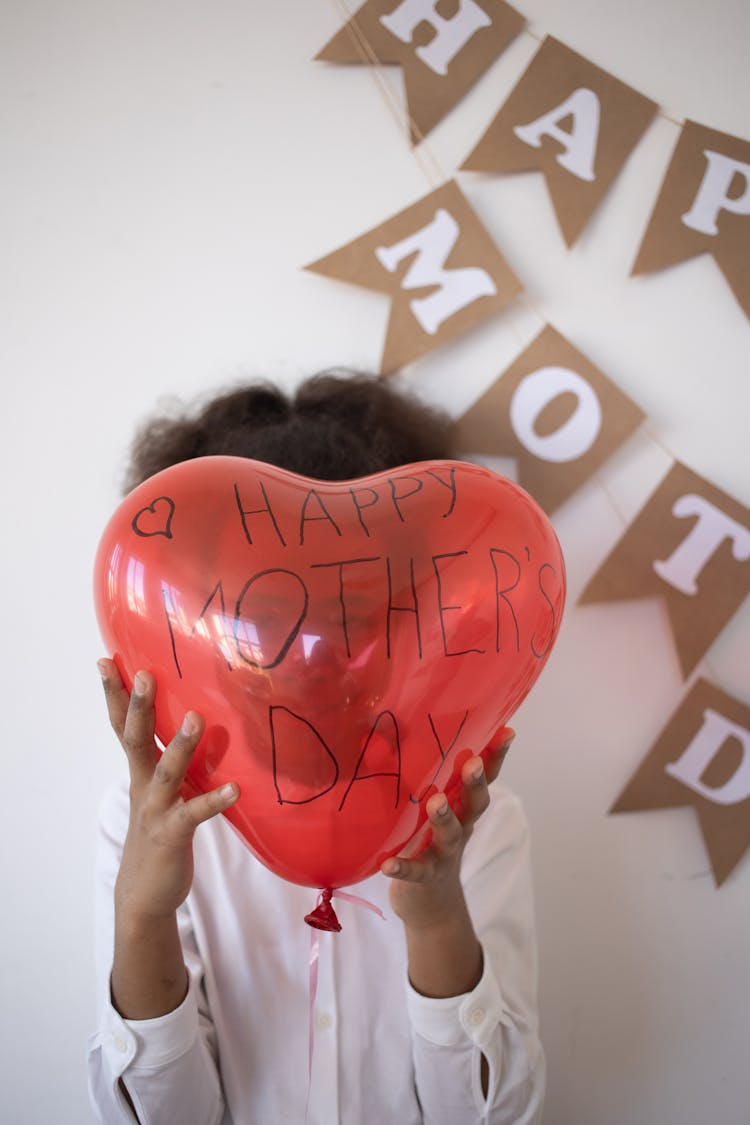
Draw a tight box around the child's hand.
[382,730,514,933]
[98,659,239,921]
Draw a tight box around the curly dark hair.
[123,370,457,493]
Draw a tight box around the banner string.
[325,2,693,476]
[329,0,446,186]
[641,424,683,467]
[326,0,685,163]
[323,0,684,358]
[323,4,732,692]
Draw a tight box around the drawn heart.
[94,456,565,890]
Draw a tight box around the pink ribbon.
[305,888,386,1122]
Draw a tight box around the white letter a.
[514,88,601,182]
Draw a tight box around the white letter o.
[509,366,602,463]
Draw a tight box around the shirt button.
[113,1035,129,1053]
[315,1012,333,1031]
[469,1007,486,1027]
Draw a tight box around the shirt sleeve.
[406,784,546,1125]
[86,782,226,1125]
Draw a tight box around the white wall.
[2,2,748,1122]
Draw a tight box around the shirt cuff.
[405,943,510,1050]
[97,970,201,1076]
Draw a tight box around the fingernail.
[435,796,449,816]
[469,764,484,783]
[133,672,148,696]
[389,860,401,876]
[181,713,197,736]
[220,783,237,803]
[96,660,108,680]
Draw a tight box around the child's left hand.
[382,729,514,932]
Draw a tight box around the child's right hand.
[98,659,239,921]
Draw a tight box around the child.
[88,371,545,1124]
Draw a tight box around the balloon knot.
[304,887,342,932]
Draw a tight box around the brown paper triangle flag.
[316,0,525,144]
[305,179,522,373]
[580,462,750,678]
[632,120,750,319]
[611,679,750,886]
[456,326,645,512]
[460,36,658,246]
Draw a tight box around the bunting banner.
[455,325,645,513]
[305,179,522,373]
[316,0,525,144]
[579,462,750,679]
[310,9,750,883]
[632,120,750,319]
[611,679,750,886]
[460,36,658,246]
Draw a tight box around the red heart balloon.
[94,457,565,889]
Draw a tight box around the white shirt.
[87,779,545,1124]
